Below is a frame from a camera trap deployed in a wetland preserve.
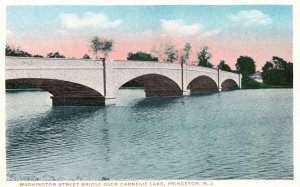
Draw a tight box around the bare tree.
[150,44,165,62]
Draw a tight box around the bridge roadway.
[5,57,242,106]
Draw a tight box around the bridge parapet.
[187,65,218,74]
[113,60,181,70]
[219,70,239,78]
[6,57,103,69]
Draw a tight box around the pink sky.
[7,31,292,71]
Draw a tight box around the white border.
[0,0,299,187]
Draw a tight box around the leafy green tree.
[235,56,257,89]
[217,60,231,72]
[47,51,65,58]
[6,45,44,57]
[89,36,114,59]
[164,44,178,63]
[82,54,91,59]
[197,46,213,68]
[235,56,256,76]
[180,42,192,64]
[5,45,14,56]
[6,45,32,57]
[262,56,293,86]
[127,51,158,61]
[90,36,101,58]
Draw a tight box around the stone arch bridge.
[6,57,242,106]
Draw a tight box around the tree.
[89,36,114,59]
[262,56,293,86]
[5,44,43,57]
[164,44,178,63]
[235,56,257,89]
[82,54,91,59]
[47,51,65,58]
[6,45,32,57]
[127,51,158,61]
[197,45,213,68]
[217,60,231,72]
[180,42,192,64]
[90,36,101,58]
[235,56,256,76]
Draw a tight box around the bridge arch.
[117,74,182,97]
[6,78,105,106]
[187,75,218,93]
[221,79,239,91]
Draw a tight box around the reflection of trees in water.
[99,108,111,180]
[101,108,111,162]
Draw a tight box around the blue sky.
[7,5,292,33]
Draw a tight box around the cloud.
[160,19,203,36]
[159,19,220,38]
[202,29,220,37]
[229,10,272,26]
[59,12,123,30]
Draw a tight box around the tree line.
[6,36,293,88]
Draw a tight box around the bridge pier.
[105,97,116,105]
[51,96,105,106]
[183,89,191,96]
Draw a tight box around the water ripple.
[6,89,293,180]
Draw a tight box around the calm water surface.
[6,89,293,180]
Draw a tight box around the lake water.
[6,89,293,180]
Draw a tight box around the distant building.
[250,71,263,83]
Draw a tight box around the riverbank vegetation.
[262,56,293,87]
[235,55,293,89]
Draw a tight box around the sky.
[6,5,293,70]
